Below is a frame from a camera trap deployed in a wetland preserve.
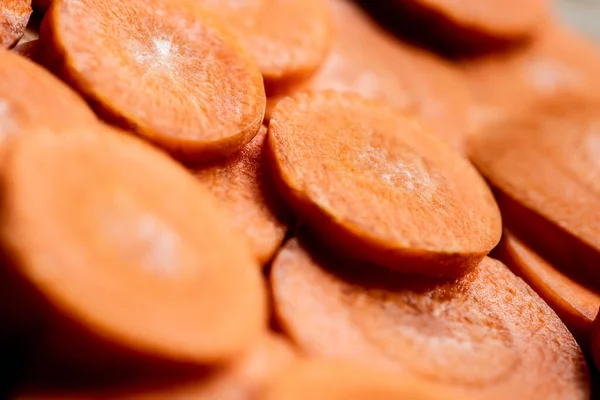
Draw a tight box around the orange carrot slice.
[271,238,590,399]
[499,231,600,344]
[194,125,292,265]
[0,127,266,365]
[39,0,266,162]
[0,0,32,48]
[268,91,501,277]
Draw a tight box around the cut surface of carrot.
[261,359,466,400]
[0,128,266,364]
[268,0,470,152]
[469,99,600,286]
[500,231,600,343]
[40,0,266,162]
[271,238,589,399]
[0,0,32,48]
[268,91,501,277]
[198,0,332,89]
[195,126,291,265]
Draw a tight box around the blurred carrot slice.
[271,238,590,399]
[268,0,470,153]
[0,0,32,48]
[39,0,266,163]
[462,22,600,131]
[262,359,467,400]
[0,128,266,365]
[11,39,39,60]
[194,126,292,265]
[468,99,600,287]
[268,91,501,277]
[499,231,600,344]
[198,0,332,89]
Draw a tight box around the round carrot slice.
[194,125,292,265]
[267,0,471,153]
[197,0,332,89]
[262,359,467,400]
[0,0,32,48]
[462,22,600,131]
[499,231,600,344]
[39,0,266,162]
[271,238,590,399]
[268,91,501,277]
[17,333,295,399]
[0,49,96,143]
[468,99,600,287]
[0,127,266,364]
[12,39,39,60]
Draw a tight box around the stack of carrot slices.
[2,0,600,397]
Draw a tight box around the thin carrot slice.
[194,126,292,265]
[261,359,467,400]
[39,0,266,162]
[462,22,600,131]
[268,91,501,277]
[0,0,32,48]
[267,0,470,153]
[11,38,39,60]
[198,0,332,89]
[0,127,266,365]
[271,238,589,399]
[468,99,600,287]
[0,49,96,142]
[499,231,600,344]
[17,333,295,399]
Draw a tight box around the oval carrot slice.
[268,91,501,277]
[0,0,32,48]
[0,49,96,143]
[462,22,600,131]
[194,126,292,265]
[271,238,590,399]
[11,39,39,60]
[39,0,266,162]
[267,0,471,153]
[261,359,467,400]
[17,333,295,399]
[0,127,266,365]
[197,0,332,89]
[499,231,600,345]
[468,99,600,287]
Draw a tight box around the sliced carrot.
[0,49,96,143]
[39,0,266,162]
[468,98,600,287]
[271,238,590,399]
[11,39,39,60]
[198,0,332,89]
[194,125,292,265]
[268,91,501,277]
[462,22,600,131]
[0,127,266,365]
[499,231,600,345]
[261,359,467,400]
[268,0,470,153]
[0,0,32,48]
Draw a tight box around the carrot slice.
[268,91,501,277]
[267,0,470,153]
[39,0,266,162]
[198,0,332,89]
[271,238,590,399]
[194,126,292,265]
[468,99,600,287]
[0,0,32,48]
[262,359,467,400]
[499,231,600,345]
[17,333,295,399]
[462,22,600,131]
[0,127,266,365]
[0,49,95,142]
[11,38,39,60]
